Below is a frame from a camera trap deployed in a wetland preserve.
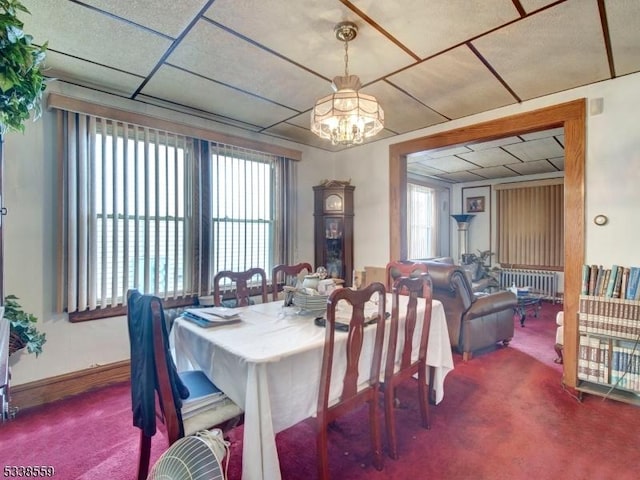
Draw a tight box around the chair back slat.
[385,260,429,295]
[213,267,268,306]
[271,262,313,301]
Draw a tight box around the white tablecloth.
[172,294,453,480]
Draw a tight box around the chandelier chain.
[343,38,349,77]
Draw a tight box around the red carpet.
[1,302,639,479]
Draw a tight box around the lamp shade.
[311,75,384,146]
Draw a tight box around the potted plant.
[4,294,45,356]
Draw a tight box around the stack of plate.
[293,291,328,313]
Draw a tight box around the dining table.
[171,292,454,480]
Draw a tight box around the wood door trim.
[388,99,585,388]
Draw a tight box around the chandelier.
[311,21,384,146]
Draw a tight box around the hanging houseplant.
[0,0,47,302]
[0,0,47,135]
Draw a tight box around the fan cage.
[148,429,229,480]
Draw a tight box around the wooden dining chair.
[126,290,243,480]
[316,282,387,479]
[385,260,429,295]
[271,262,313,301]
[383,274,433,460]
[213,267,268,307]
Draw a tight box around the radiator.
[499,268,560,303]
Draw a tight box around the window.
[496,179,564,269]
[210,145,273,275]
[94,124,188,306]
[57,111,296,318]
[407,183,437,259]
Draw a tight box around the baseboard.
[10,360,130,411]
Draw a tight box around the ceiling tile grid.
[19,0,640,177]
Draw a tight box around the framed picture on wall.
[466,196,485,213]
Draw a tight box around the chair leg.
[137,431,152,480]
[418,377,431,430]
[369,397,384,470]
[384,383,398,460]
[317,423,330,480]
[462,351,472,361]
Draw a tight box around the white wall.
[6,72,640,386]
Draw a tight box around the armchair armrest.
[464,291,517,320]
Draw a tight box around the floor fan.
[147,429,230,480]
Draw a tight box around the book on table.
[181,307,242,328]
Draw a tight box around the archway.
[388,99,585,387]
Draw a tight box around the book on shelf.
[588,264,598,295]
[581,264,591,295]
[593,266,605,296]
[605,265,618,298]
[619,267,630,300]
[627,267,640,300]
[613,266,625,298]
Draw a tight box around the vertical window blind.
[496,179,564,268]
[57,111,296,316]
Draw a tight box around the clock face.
[325,194,343,212]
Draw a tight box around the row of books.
[581,264,640,300]
[578,335,640,393]
[578,295,640,339]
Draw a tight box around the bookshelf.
[576,295,640,405]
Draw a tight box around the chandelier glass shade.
[311,22,384,146]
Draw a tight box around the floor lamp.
[451,214,475,265]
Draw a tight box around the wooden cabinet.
[313,183,354,286]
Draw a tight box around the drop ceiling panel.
[388,46,516,119]
[418,156,478,173]
[549,157,565,170]
[169,21,328,112]
[408,164,447,177]
[360,82,447,134]
[604,0,640,76]
[472,0,611,100]
[518,0,560,13]
[21,0,172,76]
[43,51,143,97]
[458,148,519,168]
[436,171,486,183]
[470,165,520,179]
[141,65,298,128]
[135,94,264,132]
[507,159,559,175]
[502,137,564,162]
[204,0,415,84]
[79,0,208,38]
[351,0,519,59]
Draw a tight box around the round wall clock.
[325,193,343,212]
[593,214,608,226]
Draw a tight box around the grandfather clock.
[313,182,355,286]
